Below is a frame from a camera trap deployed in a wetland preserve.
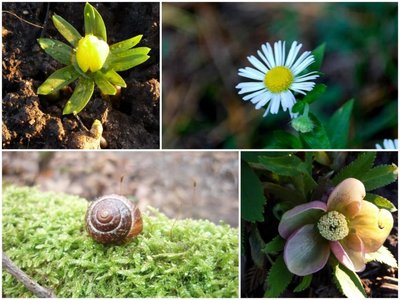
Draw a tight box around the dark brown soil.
[2,2,159,149]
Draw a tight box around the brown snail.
[85,194,143,244]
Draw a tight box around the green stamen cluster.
[317,211,349,241]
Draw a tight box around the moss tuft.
[2,186,238,297]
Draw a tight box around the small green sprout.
[37,3,150,115]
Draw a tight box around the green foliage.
[364,193,397,212]
[2,186,238,298]
[293,274,312,292]
[310,43,325,72]
[299,113,331,148]
[37,3,150,115]
[264,254,293,297]
[359,164,398,191]
[332,152,376,184]
[262,235,284,255]
[327,99,354,148]
[292,84,327,113]
[331,259,367,298]
[259,154,308,176]
[365,246,398,268]
[241,160,266,222]
[249,227,265,268]
[265,131,302,149]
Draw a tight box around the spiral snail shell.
[85,194,143,244]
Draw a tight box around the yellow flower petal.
[327,178,365,218]
[350,200,393,253]
[76,35,109,73]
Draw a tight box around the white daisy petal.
[263,102,272,117]
[236,82,265,89]
[289,51,311,73]
[294,75,320,83]
[250,91,269,105]
[247,55,269,73]
[242,89,266,101]
[254,92,273,109]
[270,94,281,114]
[257,50,272,69]
[238,67,265,80]
[285,42,302,68]
[281,41,286,66]
[292,56,315,75]
[274,41,282,66]
[262,43,276,68]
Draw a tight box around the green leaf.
[110,53,150,72]
[360,164,398,191]
[326,99,354,148]
[111,47,151,58]
[332,259,367,298]
[63,78,94,115]
[52,14,82,47]
[264,254,293,297]
[264,130,302,149]
[364,193,397,212]
[93,72,117,95]
[263,182,305,205]
[241,160,266,223]
[110,35,143,53]
[262,235,284,255]
[84,3,107,42]
[249,227,265,268]
[37,65,79,95]
[292,84,327,113]
[101,69,127,88]
[332,152,376,185]
[258,154,307,176]
[299,113,331,149]
[310,43,325,72]
[365,246,398,268]
[37,38,73,65]
[293,275,312,292]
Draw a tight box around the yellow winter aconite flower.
[76,35,109,73]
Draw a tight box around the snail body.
[85,194,143,244]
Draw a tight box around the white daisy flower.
[236,40,319,118]
[375,139,398,149]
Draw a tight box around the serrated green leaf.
[101,69,127,88]
[264,254,293,297]
[37,38,73,65]
[332,152,376,185]
[365,246,398,268]
[262,235,284,255]
[110,35,143,53]
[332,260,367,298]
[292,84,327,113]
[264,130,302,149]
[110,53,150,72]
[84,3,107,42]
[241,161,266,222]
[299,113,331,149]
[259,154,307,176]
[93,72,117,95]
[63,78,94,115]
[249,227,265,268]
[37,65,79,95]
[293,274,312,292]
[360,164,398,191]
[327,99,354,148]
[52,14,82,47]
[364,193,397,212]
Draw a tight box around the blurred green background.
[162,2,397,149]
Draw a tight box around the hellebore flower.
[278,178,393,276]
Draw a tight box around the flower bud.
[76,35,109,73]
[291,115,314,133]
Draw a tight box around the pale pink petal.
[327,178,365,216]
[340,233,366,272]
[330,241,356,271]
[284,224,330,276]
[278,201,326,239]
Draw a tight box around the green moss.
[2,186,238,297]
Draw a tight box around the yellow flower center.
[76,35,109,73]
[264,66,294,93]
[317,211,349,241]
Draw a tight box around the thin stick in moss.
[2,252,57,298]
